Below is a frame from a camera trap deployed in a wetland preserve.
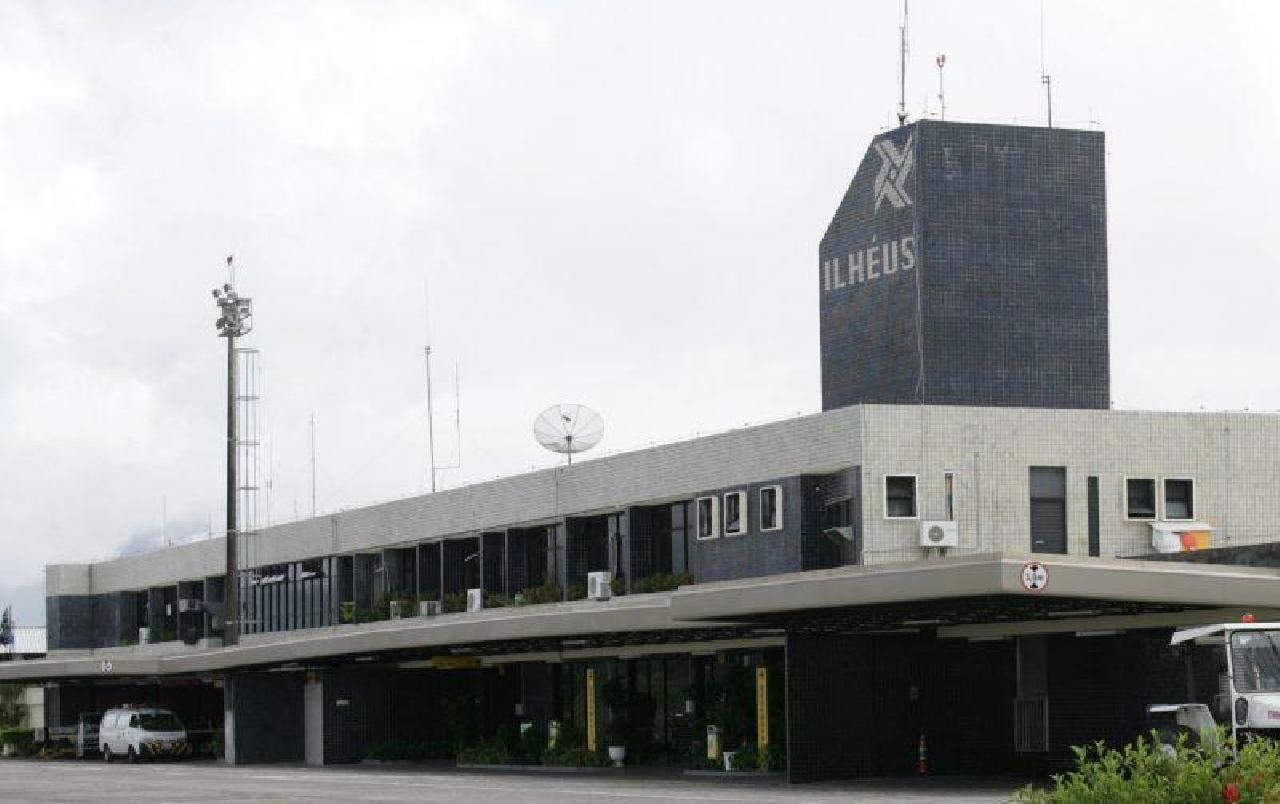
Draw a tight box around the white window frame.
[1124,477,1158,521]
[722,491,747,537]
[695,496,720,540]
[883,474,919,520]
[759,485,783,532]
[1163,477,1196,521]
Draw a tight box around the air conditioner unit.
[418,600,441,617]
[587,571,613,601]
[466,588,484,613]
[389,600,405,620]
[920,520,959,549]
[176,599,202,614]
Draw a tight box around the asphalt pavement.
[0,759,1021,802]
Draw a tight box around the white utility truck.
[1164,619,1280,750]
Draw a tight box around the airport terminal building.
[7,120,1280,781]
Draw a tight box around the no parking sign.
[1020,562,1049,592]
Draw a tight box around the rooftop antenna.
[936,54,946,120]
[309,412,316,516]
[423,275,438,493]
[534,404,605,466]
[897,0,910,125]
[1040,0,1053,127]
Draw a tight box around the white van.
[98,707,189,762]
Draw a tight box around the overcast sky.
[2,1,1277,625]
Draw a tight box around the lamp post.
[213,262,253,646]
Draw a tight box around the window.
[1029,467,1067,555]
[723,491,746,536]
[695,497,720,539]
[884,475,917,519]
[759,486,783,531]
[1164,479,1194,520]
[943,472,956,521]
[1126,478,1157,520]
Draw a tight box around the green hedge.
[1015,730,1280,803]
[0,727,36,757]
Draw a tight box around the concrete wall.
[41,406,1280,615]
[61,406,865,596]
[858,406,1280,564]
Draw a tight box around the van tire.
[127,746,139,764]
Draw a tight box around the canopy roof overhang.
[669,553,1280,637]
[5,553,1278,683]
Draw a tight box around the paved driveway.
[0,760,1020,802]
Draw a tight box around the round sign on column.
[1020,562,1049,592]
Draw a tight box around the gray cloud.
[2,1,1278,624]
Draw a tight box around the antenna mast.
[309,413,316,517]
[1040,0,1053,127]
[897,0,909,125]
[423,276,437,493]
[425,345,437,492]
[936,54,946,120]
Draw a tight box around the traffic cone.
[917,733,928,774]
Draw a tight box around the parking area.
[0,760,1022,802]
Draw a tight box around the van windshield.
[136,712,184,732]
[1231,630,1280,693]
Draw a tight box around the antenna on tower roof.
[897,0,910,126]
[1039,0,1053,127]
[936,54,946,120]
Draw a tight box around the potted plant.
[602,677,629,767]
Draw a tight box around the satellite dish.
[533,404,604,465]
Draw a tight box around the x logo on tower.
[873,135,914,211]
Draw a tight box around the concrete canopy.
[668,553,1280,635]
[7,553,1280,683]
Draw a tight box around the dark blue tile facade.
[820,120,1109,410]
[690,477,806,583]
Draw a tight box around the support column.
[304,672,324,766]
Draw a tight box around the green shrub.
[519,584,563,605]
[1014,729,1280,804]
[541,745,611,768]
[757,741,785,772]
[339,601,355,623]
[442,592,468,613]
[610,577,626,596]
[630,572,695,594]
[517,725,547,763]
[456,739,510,765]
[483,592,511,609]
[0,727,35,757]
[728,744,757,772]
[566,584,587,601]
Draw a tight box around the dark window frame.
[1164,478,1195,521]
[1126,478,1157,520]
[884,475,918,519]
[723,491,746,537]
